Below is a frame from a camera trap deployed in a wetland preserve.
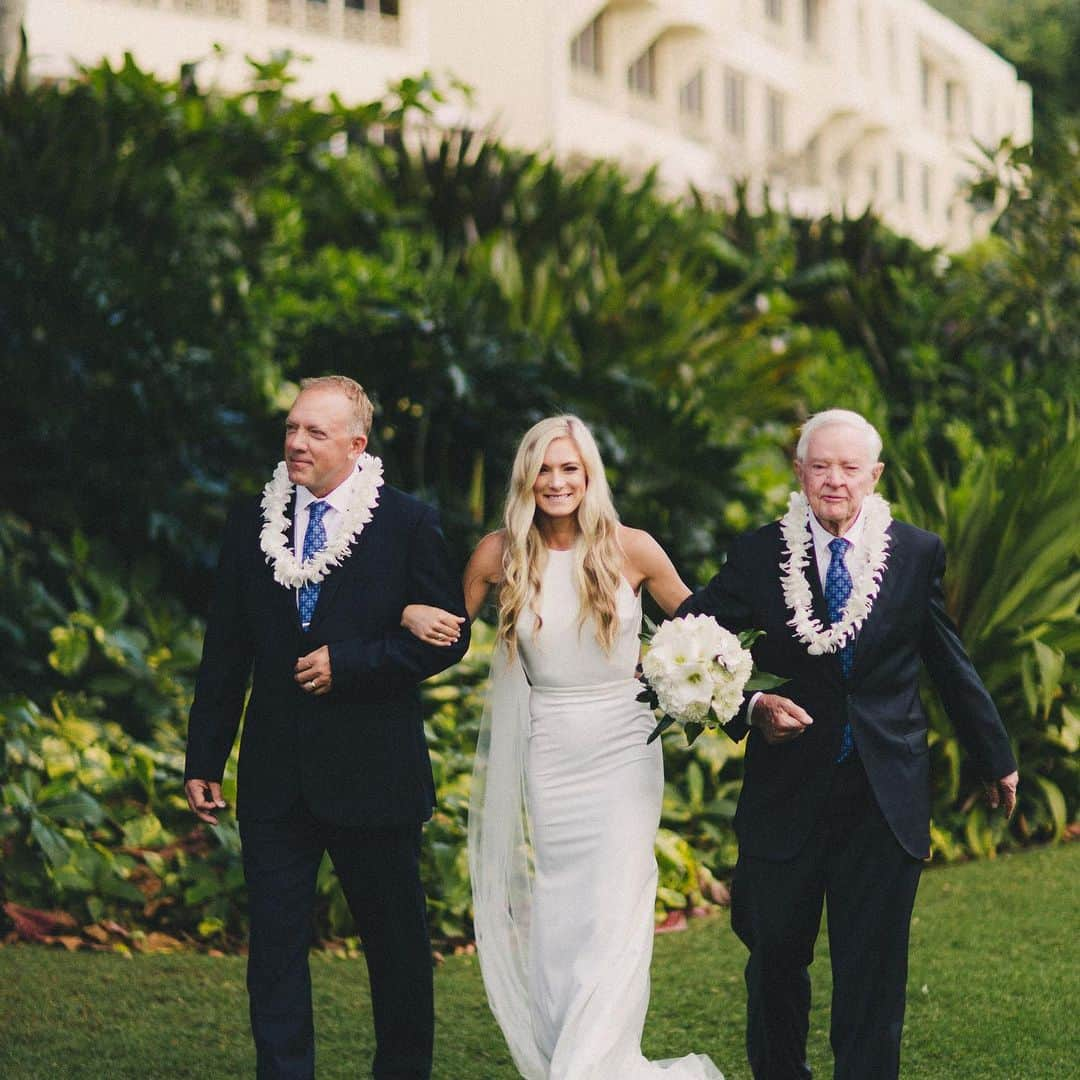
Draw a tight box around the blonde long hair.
[498,416,623,660]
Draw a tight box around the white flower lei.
[258,455,384,589]
[779,491,892,656]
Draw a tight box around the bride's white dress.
[469,549,723,1079]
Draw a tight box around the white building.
[23,0,1031,249]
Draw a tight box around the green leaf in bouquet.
[647,715,677,744]
[684,721,705,746]
[639,613,659,643]
[636,685,659,709]
[745,672,789,692]
[738,629,766,648]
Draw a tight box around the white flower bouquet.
[639,614,785,745]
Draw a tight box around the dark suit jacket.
[678,519,1016,861]
[185,484,470,826]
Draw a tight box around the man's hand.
[295,645,333,696]
[185,779,227,825]
[983,770,1019,817]
[750,694,814,745]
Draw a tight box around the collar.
[808,506,866,558]
[296,473,354,516]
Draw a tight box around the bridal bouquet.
[639,614,784,745]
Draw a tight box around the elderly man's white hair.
[795,409,883,463]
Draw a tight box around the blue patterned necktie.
[825,536,856,762]
[298,501,329,630]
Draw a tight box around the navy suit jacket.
[678,519,1016,860]
[185,484,469,826]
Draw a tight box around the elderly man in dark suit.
[184,375,469,1080]
[679,409,1017,1080]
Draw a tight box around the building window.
[767,89,785,153]
[887,25,899,90]
[921,163,933,214]
[944,80,956,125]
[856,4,869,73]
[345,0,399,12]
[869,163,880,197]
[570,14,604,75]
[679,70,705,119]
[627,42,658,99]
[805,135,821,184]
[765,0,783,24]
[920,57,932,111]
[895,151,906,203]
[802,0,820,44]
[724,68,746,137]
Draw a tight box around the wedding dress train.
[469,549,723,1079]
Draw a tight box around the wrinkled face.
[795,424,884,536]
[532,437,587,521]
[284,388,367,498]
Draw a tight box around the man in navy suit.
[185,375,469,1079]
[679,409,1017,1080]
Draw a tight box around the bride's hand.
[401,604,465,646]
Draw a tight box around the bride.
[403,416,723,1079]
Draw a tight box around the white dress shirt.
[748,507,866,723]
[807,506,865,587]
[292,473,355,609]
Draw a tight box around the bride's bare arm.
[402,531,505,646]
[400,604,466,645]
[619,526,692,617]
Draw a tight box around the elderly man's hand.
[751,694,814,745]
[295,646,333,696]
[983,770,1019,817]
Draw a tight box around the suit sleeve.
[676,534,758,742]
[185,504,255,783]
[327,504,470,695]
[920,538,1017,779]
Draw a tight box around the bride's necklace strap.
[779,491,892,656]
[259,454,384,589]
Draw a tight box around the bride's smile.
[533,436,587,520]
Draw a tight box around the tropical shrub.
[3,50,1079,952]
[889,426,1080,856]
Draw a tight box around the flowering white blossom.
[641,614,755,731]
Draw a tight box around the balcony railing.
[93,0,402,45]
[110,0,246,15]
[344,7,401,46]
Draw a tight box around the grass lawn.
[1,843,1076,1078]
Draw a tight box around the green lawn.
[1,843,1076,1078]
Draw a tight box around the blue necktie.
[298,501,329,630]
[825,537,856,762]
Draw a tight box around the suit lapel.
[848,522,902,680]
[786,522,842,682]
[281,491,303,631]
[808,553,846,682]
[305,506,377,633]
[805,536,831,630]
